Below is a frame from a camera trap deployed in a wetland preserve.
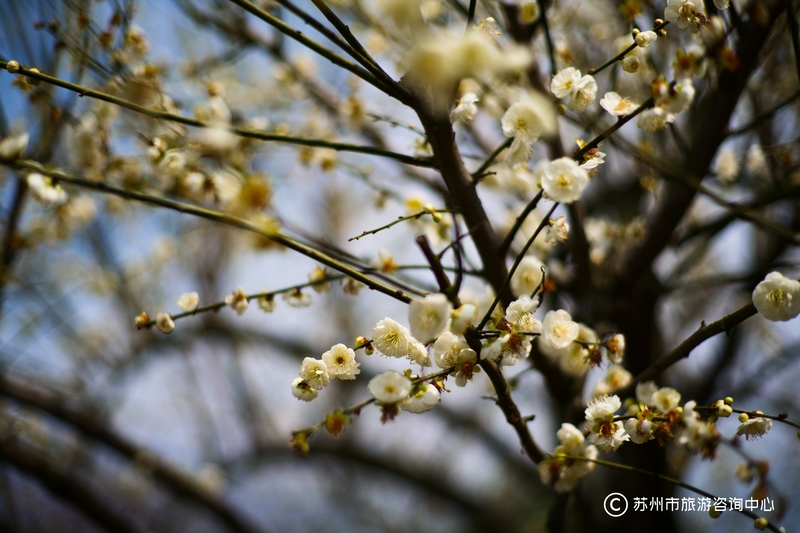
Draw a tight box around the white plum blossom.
[299,357,330,390]
[257,295,276,312]
[321,344,361,380]
[544,216,569,244]
[0,133,28,160]
[505,295,541,333]
[372,317,412,358]
[291,378,318,402]
[156,312,175,334]
[663,78,696,114]
[752,272,800,322]
[401,383,440,413]
[599,92,639,117]
[636,381,659,406]
[652,387,681,413]
[482,332,531,366]
[433,331,471,369]
[634,30,658,48]
[511,255,545,297]
[539,423,598,492]
[673,45,707,79]
[592,364,633,397]
[621,55,639,73]
[27,173,68,206]
[283,289,312,308]
[585,395,629,453]
[450,304,477,335]
[450,92,479,124]
[605,334,626,363]
[407,338,432,366]
[177,292,200,312]
[368,370,412,404]
[679,400,719,455]
[665,0,706,32]
[624,418,653,444]
[637,107,675,133]
[225,287,249,315]
[745,144,768,178]
[737,417,772,441]
[550,67,597,112]
[541,309,579,350]
[453,347,478,387]
[501,92,557,143]
[408,293,453,342]
[714,147,739,184]
[308,266,332,294]
[541,157,590,203]
[586,394,622,421]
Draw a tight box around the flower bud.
[5,60,20,73]
[26,68,42,86]
[621,56,640,73]
[738,413,749,423]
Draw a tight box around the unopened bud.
[26,68,43,86]
[738,413,749,423]
[622,55,640,73]
[5,60,20,73]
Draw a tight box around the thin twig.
[0,61,434,168]
[4,159,415,304]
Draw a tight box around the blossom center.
[767,288,787,308]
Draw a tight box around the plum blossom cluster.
[539,384,778,492]
[292,344,362,402]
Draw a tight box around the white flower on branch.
[401,382,440,413]
[433,331,470,369]
[652,387,681,413]
[27,173,68,206]
[177,292,200,312]
[544,216,570,244]
[368,371,412,404]
[510,255,545,297]
[0,133,28,160]
[501,92,557,144]
[624,418,653,444]
[714,146,739,184]
[634,30,658,48]
[736,416,772,441]
[450,92,479,124]
[156,312,175,334]
[541,157,590,203]
[224,287,249,316]
[408,293,452,342]
[664,0,707,32]
[637,107,674,133]
[550,67,597,112]
[592,364,633,397]
[542,309,579,348]
[290,378,318,402]
[505,295,541,333]
[321,344,361,380]
[752,272,800,322]
[299,357,330,390]
[373,318,412,358]
[599,92,639,117]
